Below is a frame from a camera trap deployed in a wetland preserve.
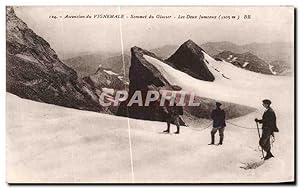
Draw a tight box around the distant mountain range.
[64,41,292,77]
[201,41,293,63]
[206,41,293,75]
[214,51,273,75]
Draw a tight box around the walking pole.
[256,121,264,159]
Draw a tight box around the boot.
[264,151,274,160]
[208,135,215,145]
[174,126,180,134]
[163,123,170,133]
[163,129,170,133]
[218,136,224,145]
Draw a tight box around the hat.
[216,102,222,107]
[262,99,272,105]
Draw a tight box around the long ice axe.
[256,122,264,159]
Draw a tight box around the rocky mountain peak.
[6,7,30,45]
[6,6,16,17]
[181,39,205,53]
[6,6,106,113]
[166,40,215,81]
[129,46,171,91]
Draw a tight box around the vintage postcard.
[6,6,295,183]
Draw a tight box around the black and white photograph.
[5,5,295,184]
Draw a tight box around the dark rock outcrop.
[214,51,273,75]
[166,40,215,81]
[117,46,176,122]
[6,7,106,112]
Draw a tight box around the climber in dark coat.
[255,99,279,160]
[209,102,226,145]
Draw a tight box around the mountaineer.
[209,102,226,145]
[159,86,184,134]
[162,97,184,134]
[255,99,279,160]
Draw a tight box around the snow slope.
[6,93,294,183]
[144,52,292,109]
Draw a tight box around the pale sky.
[14,6,294,59]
